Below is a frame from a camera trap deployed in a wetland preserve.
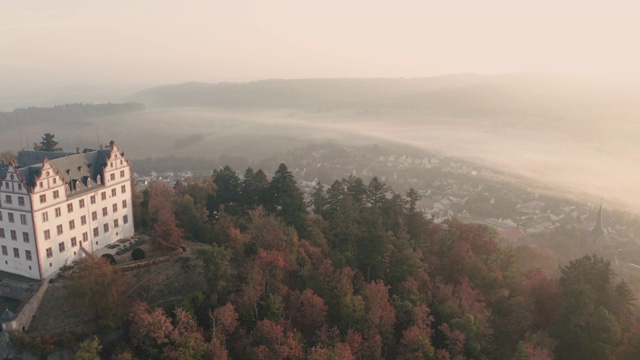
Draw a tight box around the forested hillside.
[127,75,640,121]
[0,102,145,128]
[117,164,640,359]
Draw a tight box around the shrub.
[101,253,117,265]
[9,331,30,350]
[131,248,145,261]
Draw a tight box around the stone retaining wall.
[115,249,183,272]
[1,280,48,332]
[0,279,40,301]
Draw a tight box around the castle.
[0,141,134,280]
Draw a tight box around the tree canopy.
[33,132,63,152]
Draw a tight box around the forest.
[0,102,145,128]
[14,163,640,360]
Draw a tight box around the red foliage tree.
[214,302,239,338]
[398,304,436,360]
[252,319,304,360]
[153,207,184,251]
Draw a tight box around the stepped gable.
[14,147,114,195]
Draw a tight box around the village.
[133,142,640,249]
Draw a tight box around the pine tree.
[266,163,308,238]
[33,133,63,151]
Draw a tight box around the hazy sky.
[2,0,639,89]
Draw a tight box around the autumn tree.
[145,180,183,250]
[363,280,397,354]
[129,302,210,360]
[65,257,125,327]
[398,304,436,360]
[74,336,102,360]
[152,207,184,251]
[251,319,304,360]
[129,301,173,358]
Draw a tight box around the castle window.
[5,195,12,205]
[23,232,29,243]
[44,229,51,240]
[0,211,2,221]
[71,237,77,247]
[121,185,126,194]
[111,188,116,197]
[112,203,118,213]
[82,232,88,242]
[25,250,32,261]
[13,248,19,258]
[8,213,14,223]
[81,215,87,226]
[17,184,22,191]
[10,230,16,241]
[123,215,129,224]
[46,247,53,258]
[90,195,96,205]
[114,219,119,228]
[79,199,85,208]
[0,228,4,238]
[56,224,63,235]
[122,200,127,209]
[55,207,61,218]
[102,207,108,217]
[4,183,8,190]
[92,211,97,221]
[67,203,73,213]
[93,227,99,238]
[59,242,65,253]
[53,190,59,199]
[53,178,57,185]
[40,194,46,203]
[103,223,109,233]
[20,214,27,225]
[18,197,24,206]
[120,170,125,178]
[69,220,75,231]
[42,211,49,222]
[1,246,7,256]
[110,173,115,181]
[101,192,106,201]
[39,181,43,188]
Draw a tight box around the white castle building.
[0,141,134,280]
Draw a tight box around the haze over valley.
[2,74,639,212]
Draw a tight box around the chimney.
[100,144,103,150]
[76,147,80,154]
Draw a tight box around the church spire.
[591,202,605,252]
[592,202,604,238]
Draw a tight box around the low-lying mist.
[2,75,638,212]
